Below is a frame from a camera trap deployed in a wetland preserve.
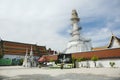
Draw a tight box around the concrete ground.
[0,66,120,80]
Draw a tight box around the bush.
[19,58,24,65]
[0,58,12,66]
[109,62,115,67]
[76,57,86,62]
[50,59,54,62]
[0,54,3,59]
[91,56,98,67]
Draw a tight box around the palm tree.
[91,56,98,67]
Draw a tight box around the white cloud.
[84,16,120,47]
[0,0,120,51]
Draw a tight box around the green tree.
[72,57,75,63]
[49,58,55,67]
[76,57,83,68]
[72,57,76,68]
[76,58,81,62]
[76,57,86,62]
[19,58,24,65]
[76,57,87,67]
[50,59,54,62]
[91,56,98,67]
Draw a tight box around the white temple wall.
[78,59,120,68]
[3,54,39,60]
[3,54,24,59]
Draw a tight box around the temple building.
[0,39,48,60]
[64,10,91,54]
[39,35,120,67]
[38,10,120,67]
[92,34,120,51]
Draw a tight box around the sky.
[0,0,120,52]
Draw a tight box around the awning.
[38,56,46,62]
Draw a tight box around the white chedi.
[65,10,92,53]
[22,46,37,67]
[22,49,30,67]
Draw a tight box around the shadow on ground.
[0,76,9,80]
[0,73,120,80]
[58,73,120,80]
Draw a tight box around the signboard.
[57,54,72,63]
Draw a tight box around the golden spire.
[71,9,80,21]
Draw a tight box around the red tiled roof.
[72,48,120,59]
[41,48,120,61]
[38,55,58,62]
[38,56,46,62]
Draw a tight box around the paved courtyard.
[0,66,120,80]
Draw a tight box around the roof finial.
[110,31,114,36]
[71,9,80,21]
